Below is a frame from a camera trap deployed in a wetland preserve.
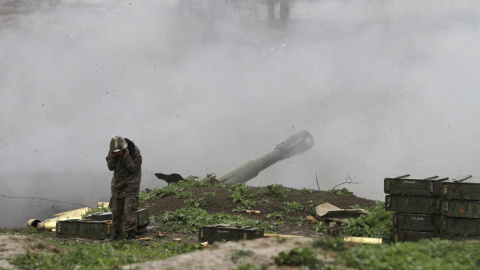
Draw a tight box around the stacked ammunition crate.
[384,175,447,242]
[440,176,480,240]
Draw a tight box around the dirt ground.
[139,185,376,244]
[0,234,64,269]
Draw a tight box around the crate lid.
[445,175,480,184]
[385,174,448,181]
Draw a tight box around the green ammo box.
[56,219,114,240]
[442,200,480,218]
[394,231,437,242]
[77,220,114,240]
[440,234,480,241]
[393,213,440,232]
[440,217,480,235]
[199,225,264,244]
[386,195,441,214]
[56,219,82,238]
[384,175,448,197]
[442,175,480,200]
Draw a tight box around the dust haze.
[1,0,480,228]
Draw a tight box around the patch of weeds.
[274,247,323,269]
[340,201,393,241]
[292,217,309,226]
[162,207,281,233]
[232,206,248,213]
[140,181,210,203]
[307,200,322,208]
[326,188,353,197]
[184,197,207,208]
[201,191,216,197]
[312,221,328,233]
[229,184,258,208]
[312,238,347,251]
[266,212,284,220]
[236,264,266,270]
[175,191,194,199]
[281,201,303,213]
[231,250,255,263]
[266,184,289,198]
[241,199,258,209]
[149,216,161,223]
[12,240,204,270]
[302,187,315,194]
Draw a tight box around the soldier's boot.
[112,233,124,241]
[126,230,136,240]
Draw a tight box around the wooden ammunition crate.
[393,213,440,232]
[394,231,437,242]
[199,225,264,244]
[440,217,480,235]
[442,200,480,218]
[385,195,441,214]
[55,219,82,238]
[56,219,113,240]
[442,176,480,200]
[384,175,448,197]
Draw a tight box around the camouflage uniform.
[106,142,142,238]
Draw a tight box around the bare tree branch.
[331,175,363,190]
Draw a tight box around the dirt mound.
[139,184,376,244]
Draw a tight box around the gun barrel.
[199,130,314,184]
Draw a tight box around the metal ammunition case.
[198,225,264,244]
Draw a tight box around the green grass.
[162,207,282,233]
[338,238,480,270]
[326,187,354,197]
[340,201,393,241]
[280,201,303,213]
[139,180,210,203]
[11,240,203,270]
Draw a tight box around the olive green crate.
[442,200,480,218]
[384,175,448,197]
[56,219,114,240]
[442,176,480,200]
[440,216,480,235]
[394,230,437,242]
[199,225,264,244]
[385,195,441,214]
[393,213,440,232]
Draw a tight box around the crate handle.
[453,175,472,182]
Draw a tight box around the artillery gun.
[155,130,314,185]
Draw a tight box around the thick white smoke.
[1,0,480,227]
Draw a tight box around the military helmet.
[110,136,128,152]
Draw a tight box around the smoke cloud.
[1,0,480,228]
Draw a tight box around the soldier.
[106,136,142,241]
